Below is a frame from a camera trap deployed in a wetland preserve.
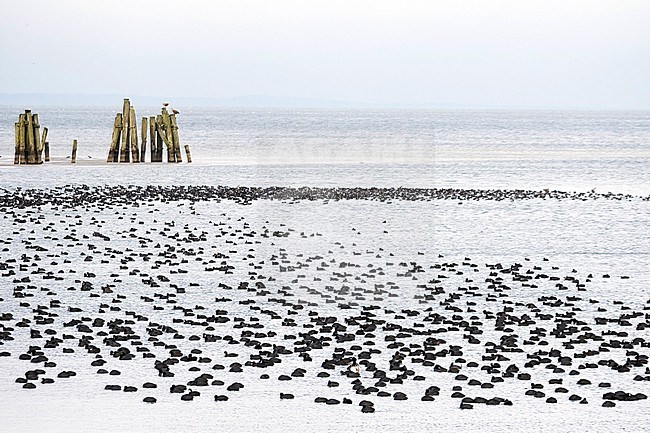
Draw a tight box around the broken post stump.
[184,145,192,163]
[44,142,50,162]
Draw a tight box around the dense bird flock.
[0,185,648,414]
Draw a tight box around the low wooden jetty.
[14,110,48,164]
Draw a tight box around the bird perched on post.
[171,108,180,115]
[162,102,169,107]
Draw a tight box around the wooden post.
[14,122,20,164]
[107,113,122,162]
[184,145,192,163]
[140,117,147,162]
[130,107,139,163]
[44,142,50,162]
[40,127,48,162]
[149,116,156,162]
[33,114,42,164]
[71,139,78,163]
[161,108,175,163]
[155,127,163,162]
[119,99,130,162]
[18,114,26,164]
[156,114,171,162]
[25,110,36,164]
[170,115,182,162]
[157,115,164,162]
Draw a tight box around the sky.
[1,0,649,109]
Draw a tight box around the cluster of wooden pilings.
[14,110,48,164]
[107,99,191,163]
[107,98,140,163]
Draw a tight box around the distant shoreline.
[2,94,647,111]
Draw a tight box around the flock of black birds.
[0,184,648,209]
[0,184,648,414]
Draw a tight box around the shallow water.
[1,107,649,194]
[0,108,649,432]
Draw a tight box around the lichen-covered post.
[119,99,130,162]
[71,139,78,163]
[184,145,192,163]
[140,117,147,162]
[171,114,182,162]
[107,113,122,162]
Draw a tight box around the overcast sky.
[1,0,649,109]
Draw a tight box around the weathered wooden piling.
[130,107,139,163]
[44,142,50,162]
[104,100,189,163]
[171,115,182,162]
[107,113,122,162]
[155,115,170,162]
[107,98,146,163]
[13,110,48,164]
[18,114,26,164]
[140,117,147,162]
[149,116,156,162]
[14,122,20,164]
[119,99,130,162]
[156,121,164,162]
[40,127,48,160]
[33,114,42,164]
[161,108,175,163]
[184,145,192,163]
[25,111,37,164]
[71,139,78,163]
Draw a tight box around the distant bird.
[171,108,180,115]
[162,102,169,107]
